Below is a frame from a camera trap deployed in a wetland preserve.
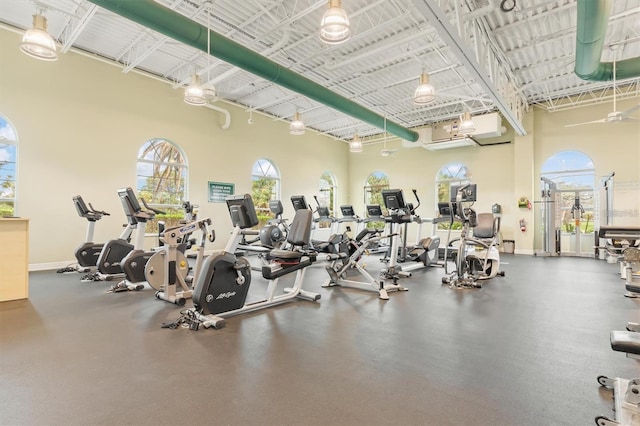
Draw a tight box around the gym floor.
[1,254,638,426]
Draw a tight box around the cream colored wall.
[2,25,638,263]
[348,134,516,245]
[0,29,349,265]
[533,98,640,231]
[349,96,640,254]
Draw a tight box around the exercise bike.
[380,189,440,282]
[145,217,214,305]
[109,188,165,292]
[324,228,408,300]
[441,184,504,289]
[291,194,348,255]
[189,194,320,329]
[69,195,111,272]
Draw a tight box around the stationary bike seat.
[610,330,640,355]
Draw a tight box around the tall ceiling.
[2,0,640,142]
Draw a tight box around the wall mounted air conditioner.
[423,136,479,151]
[422,119,480,150]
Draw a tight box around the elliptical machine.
[441,184,504,289]
[189,194,321,329]
[71,195,110,272]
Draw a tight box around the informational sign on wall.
[208,181,235,203]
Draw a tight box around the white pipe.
[204,104,231,129]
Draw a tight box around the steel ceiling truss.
[5,0,639,142]
[535,80,640,111]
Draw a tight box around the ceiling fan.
[566,47,640,128]
[380,148,400,157]
[379,114,400,156]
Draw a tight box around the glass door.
[557,189,597,257]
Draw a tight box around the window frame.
[136,138,189,234]
[251,158,281,226]
[363,171,390,216]
[0,114,18,217]
[318,170,337,217]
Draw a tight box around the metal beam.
[87,0,420,142]
[413,0,527,135]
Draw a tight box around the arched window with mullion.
[136,138,188,233]
[251,158,281,226]
[435,162,470,229]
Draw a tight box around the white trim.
[29,261,76,271]
[514,249,534,255]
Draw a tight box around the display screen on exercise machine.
[340,205,355,217]
[291,195,309,211]
[226,194,259,229]
[366,205,383,217]
[382,189,406,210]
[450,184,477,202]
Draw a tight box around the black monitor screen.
[438,202,458,217]
[317,206,330,218]
[226,194,259,229]
[269,200,283,216]
[450,184,477,202]
[117,187,141,216]
[382,189,406,210]
[73,195,89,216]
[340,205,355,217]
[291,195,308,211]
[366,205,383,217]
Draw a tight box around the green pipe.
[87,0,420,142]
[575,0,640,81]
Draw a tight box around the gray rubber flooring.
[1,254,639,426]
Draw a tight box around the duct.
[86,0,420,142]
[204,104,231,130]
[575,0,640,81]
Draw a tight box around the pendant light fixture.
[185,4,214,106]
[289,111,305,135]
[20,13,58,61]
[349,133,363,153]
[320,0,351,45]
[413,71,436,105]
[184,73,206,105]
[458,112,476,134]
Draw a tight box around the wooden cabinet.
[0,218,29,302]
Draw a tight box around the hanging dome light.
[349,133,363,153]
[413,71,436,105]
[20,13,58,61]
[289,111,305,135]
[320,0,351,45]
[184,74,206,106]
[459,112,476,134]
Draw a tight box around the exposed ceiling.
[2,0,640,143]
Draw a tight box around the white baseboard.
[514,249,534,256]
[29,261,76,272]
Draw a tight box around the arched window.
[541,151,596,239]
[0,115,18,217]
[435,163,470,229]
[435,162,470,203]
[317,171,337,228]
[364,171,389,208]
[541,151,595,190]
[251,158,280,225]
[319,171,337,216]
[136,138,188,232]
